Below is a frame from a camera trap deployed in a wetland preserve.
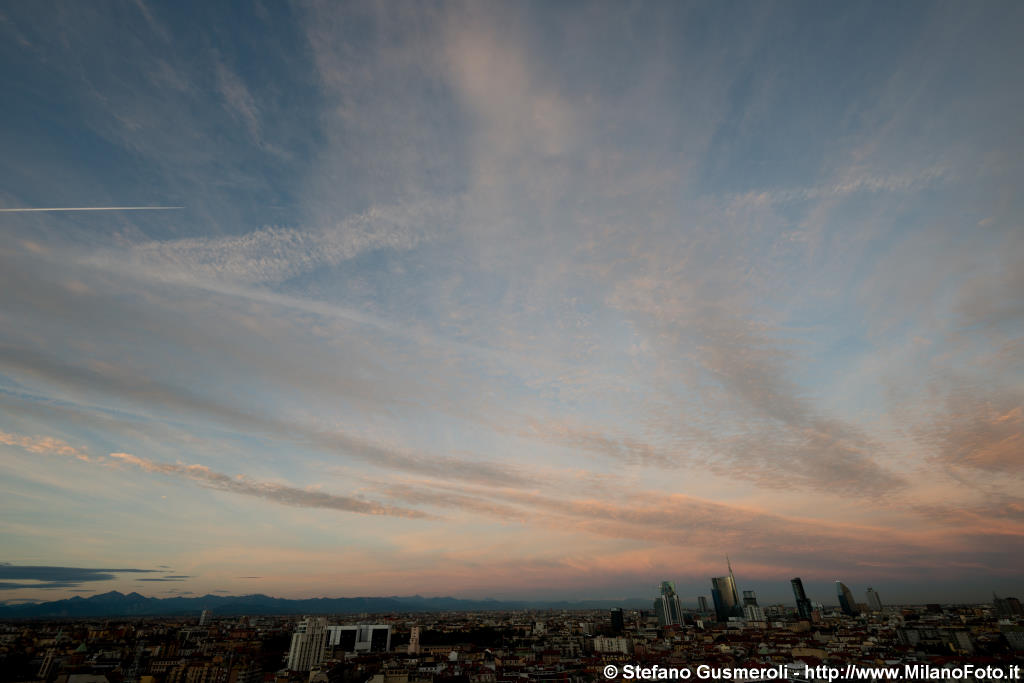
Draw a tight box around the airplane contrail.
[0,206,183,212]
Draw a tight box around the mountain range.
[0,592,652,619]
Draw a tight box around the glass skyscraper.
[837,581,859,617]
[654,580,683,627]
[865,587,883,612]
[711,557,745,622]
[711,574,740,622]
[791,577,813,620]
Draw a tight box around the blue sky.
[0,1,1021,605]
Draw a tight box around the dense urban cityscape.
[3,565,1021,683]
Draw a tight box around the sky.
[0,1,1022,607]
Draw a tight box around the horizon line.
[0,206,184,212]
[1,589,1005,607]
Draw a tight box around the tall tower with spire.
[711,556,743,622]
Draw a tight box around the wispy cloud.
[108,452,433,519]
[0,565,161,591]
[0,345,533,489]
[366,477,1023,577]
[918,387,1024,473]
[0,430,89,460]
[522,420,684,469]
[215,61,263,144]
[109,196,456,285]
[608,278,906,495]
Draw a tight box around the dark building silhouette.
[866,587,883,612]
[994,594,1023,617]
[837,581,859,617]
[791,577,813,620]
[610,608,624,634]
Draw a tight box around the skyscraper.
[610,608,625,634]
[866,587,883,612]
[742,590,765,622]
[711,558,742,622]
[791,578,813,620]
[287,617,328,671]
[697,596,710,614]
[836,581,859,617]
[654,581,683,626]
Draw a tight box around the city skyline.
[1,2,1022,604]
[0,574,1014,618]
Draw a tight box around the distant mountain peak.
[0,592,650,618]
